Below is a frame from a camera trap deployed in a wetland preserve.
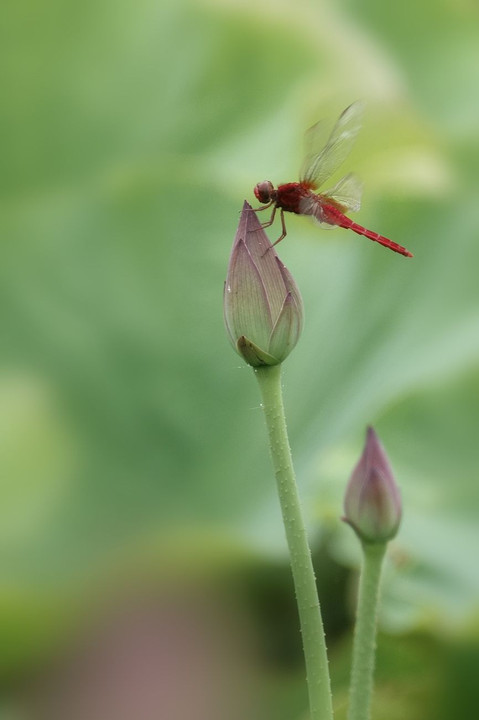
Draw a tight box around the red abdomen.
[276,182,310,214]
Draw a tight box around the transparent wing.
[300,101,364,190]
[298,194,337,228]
[322,172,363,212]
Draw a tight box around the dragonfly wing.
[300,119,329,180]
[300,101,364,190]
[322,172,363,212]
[298,195,337,229]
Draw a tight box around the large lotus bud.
[224,202,303,367]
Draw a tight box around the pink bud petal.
[343,427,402,544]
[224,202,303,366]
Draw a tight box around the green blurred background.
[1,0,479,717]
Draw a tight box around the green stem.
[255,364,333,720]
[348,542,387,720]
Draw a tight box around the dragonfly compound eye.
[254,180,274,204]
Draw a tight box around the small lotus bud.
[224,201,304,367]
[343,427,402,544]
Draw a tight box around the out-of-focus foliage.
[1,0,479,716]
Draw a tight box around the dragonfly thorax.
[254,180,276,204]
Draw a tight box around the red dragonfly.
[254,102,413,257]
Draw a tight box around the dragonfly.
[254,102,413,257]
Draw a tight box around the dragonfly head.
[254,180,275,204]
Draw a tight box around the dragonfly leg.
[258,204,277,229]
[271,209,287,246]
[254,200,274,213]
[261,209,288,257]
